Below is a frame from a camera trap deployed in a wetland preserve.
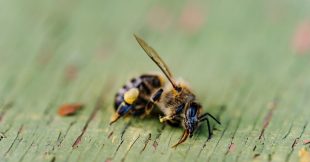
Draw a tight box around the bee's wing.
[134,34,180,91]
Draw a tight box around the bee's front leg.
[159,103,185,123]
[143,88,163,116]
[159,115,174,123]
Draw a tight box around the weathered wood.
[0,0,310,162]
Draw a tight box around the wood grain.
[0,0,310,162]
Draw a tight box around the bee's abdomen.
[114,74,163,110]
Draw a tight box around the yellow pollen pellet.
[124,88,139,104]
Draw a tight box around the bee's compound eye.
[124,88,139,104]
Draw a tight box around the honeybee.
[110,34,221,147]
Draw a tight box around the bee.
[110,34,221,147]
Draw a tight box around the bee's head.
[172,102,221,148]
[184,102,201,137]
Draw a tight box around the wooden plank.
[0,0,310,162]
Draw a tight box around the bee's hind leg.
[143,88,163,117]
[110,88,139,125]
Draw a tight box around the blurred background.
[0,0,310,162]
[1,0,310,94]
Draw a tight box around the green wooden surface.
[0,0,310,162]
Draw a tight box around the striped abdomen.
[114,74,164,111]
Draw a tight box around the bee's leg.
[200,117,212,140]
[199,113,221,125]
[159,103,185,123]
[199,113,221,140]
[159,115,174,123]
[110,103,133,125]
[144,88,163,116]
[110,88,139,125]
